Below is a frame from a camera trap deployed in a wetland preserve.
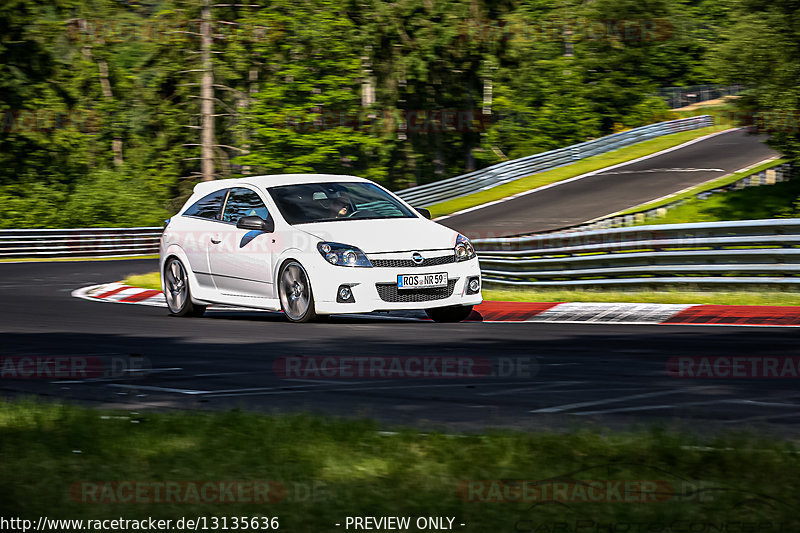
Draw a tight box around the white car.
[159,174,482,322]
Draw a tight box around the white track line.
[478,381,584,397]
[529,387,706,414]
[589,155,780,222]
[435,128,738,221]
[108,384,210,395]
[571,397,800,417]
[203,380,530,398]
[569,399,737,416]
[727,399,800,409]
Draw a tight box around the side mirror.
[416,207,432,220]
[236,215,274,233]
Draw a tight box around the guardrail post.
[766,169,776,184]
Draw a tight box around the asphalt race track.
[2,259,799,436]
[442,129,779,236]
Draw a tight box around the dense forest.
[0,0,795,228]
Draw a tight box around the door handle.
[210,236,222,244]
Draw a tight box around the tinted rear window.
[183,189,227,220]
[221,188,270,223]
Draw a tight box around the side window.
[183,189,228,220]
[221,187,270,224]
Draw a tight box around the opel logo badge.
[412,252,424,265]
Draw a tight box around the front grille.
[376,279,458,303]
[371,255,455,268]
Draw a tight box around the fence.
[4,220,800,291]
[395,115,713,207]
[0,227,162,259]
[473,219,800,288]
[657,84,743,109]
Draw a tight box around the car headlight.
[454,234,476,262]
[317,242,373,267]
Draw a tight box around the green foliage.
[61,168,169,228]
[0,0,743,227]
[709,0,800,205]
[0,168,168,228]
[236,0,387,182]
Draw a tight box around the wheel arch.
[161,245,210,304]
[275,256,317,322]
[272,247,308,287]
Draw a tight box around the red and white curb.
[72,283,800,326]
[73,283,167,307]
[523,302,693,324]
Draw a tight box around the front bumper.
[310,255,482,315]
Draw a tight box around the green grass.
[427,125,728,218]
[632,105,800,225]
[2,400,799,529]
[484,288,800,306]
[122,271,161,289]
[674,102,739,123]
[123,273,800,306]
[614,157,787,216]
[638,171,800,225]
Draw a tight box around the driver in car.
[330,194,352,218]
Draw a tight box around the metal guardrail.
[4,220,800,291]
[474,219,800,287]
[396,115,713,207]
[0,227,162,258]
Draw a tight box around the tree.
[712,0,800,159]
[235,0,387,184]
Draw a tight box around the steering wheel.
[345,208,381,219]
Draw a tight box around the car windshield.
[267,182,417,225]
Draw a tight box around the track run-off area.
[2,258,800,436]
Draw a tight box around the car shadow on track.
[200,308,490,324]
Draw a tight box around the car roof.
[192,173,369,196]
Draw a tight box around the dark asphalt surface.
[441,129,779,237]
[2,259,799,436]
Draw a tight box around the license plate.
[397,272,448,289]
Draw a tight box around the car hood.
[296,218,458,254]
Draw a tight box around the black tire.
[164,257,206,317]
[278,261,317,323]
[425,305,474,323]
